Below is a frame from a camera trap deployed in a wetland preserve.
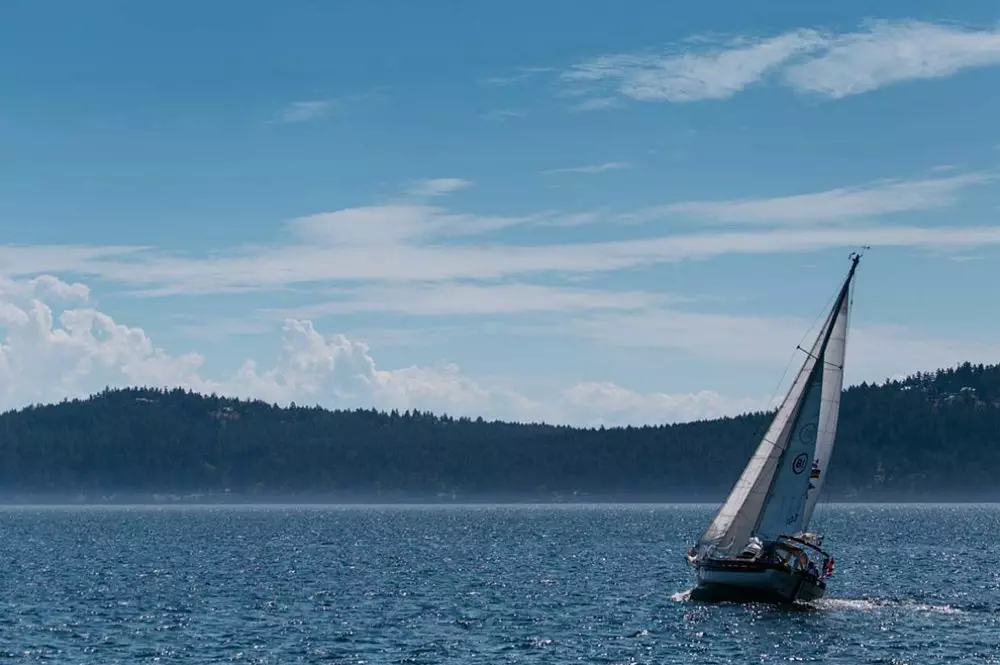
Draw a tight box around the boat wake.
[671,590,964,614]
[813,597,963,614]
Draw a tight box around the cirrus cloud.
[559,20,1000,105]
[784,20,1000,99]
[563,29,825,102]
[627,172,993,225]
[2,174,997,299]
[65,222,1000,297]
[543,161,632,176]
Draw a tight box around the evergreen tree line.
[0,362,997,501]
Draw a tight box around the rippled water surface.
[1,504,998,663]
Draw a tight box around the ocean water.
[0,504,997,663]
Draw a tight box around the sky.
[2,1,1000,426]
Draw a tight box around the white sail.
[695,320,827,556]
[754,359,823,540]
[695,256,859,557]
[801,288,850,528]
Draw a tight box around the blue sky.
[2,1,1000,424]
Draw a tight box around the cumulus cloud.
[559,382,765,427]
[0,281,209,410]
[0,274,91,302]
[0,274,753,425]
[3,274,993,425]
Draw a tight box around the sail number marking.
[791,453,809,474]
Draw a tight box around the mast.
[753,252,859,540]
[694,253,862,557]
[801,251,860,527]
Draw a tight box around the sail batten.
[695,255,860,558]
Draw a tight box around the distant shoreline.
[4,367,1000,502]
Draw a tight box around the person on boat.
[823,558,835,578]
[793,551,807,571]
[807,560,820,579]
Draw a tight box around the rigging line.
[746,272,840,446]
[795,345,844,370]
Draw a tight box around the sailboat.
[685,252,862,604]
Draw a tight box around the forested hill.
[1,362,998,502]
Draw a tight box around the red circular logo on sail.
[792,453,809,474]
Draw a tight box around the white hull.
[692,564,826,604]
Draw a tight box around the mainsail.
[695,254,860,558]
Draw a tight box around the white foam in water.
[901,601,963,615]
[670,592,962,615]
[814,598,963,614]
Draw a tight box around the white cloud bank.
[4,273,995,426]
[562,20,1000,104]
[0,275,758,426]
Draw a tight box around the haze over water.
[1,503,996,663]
